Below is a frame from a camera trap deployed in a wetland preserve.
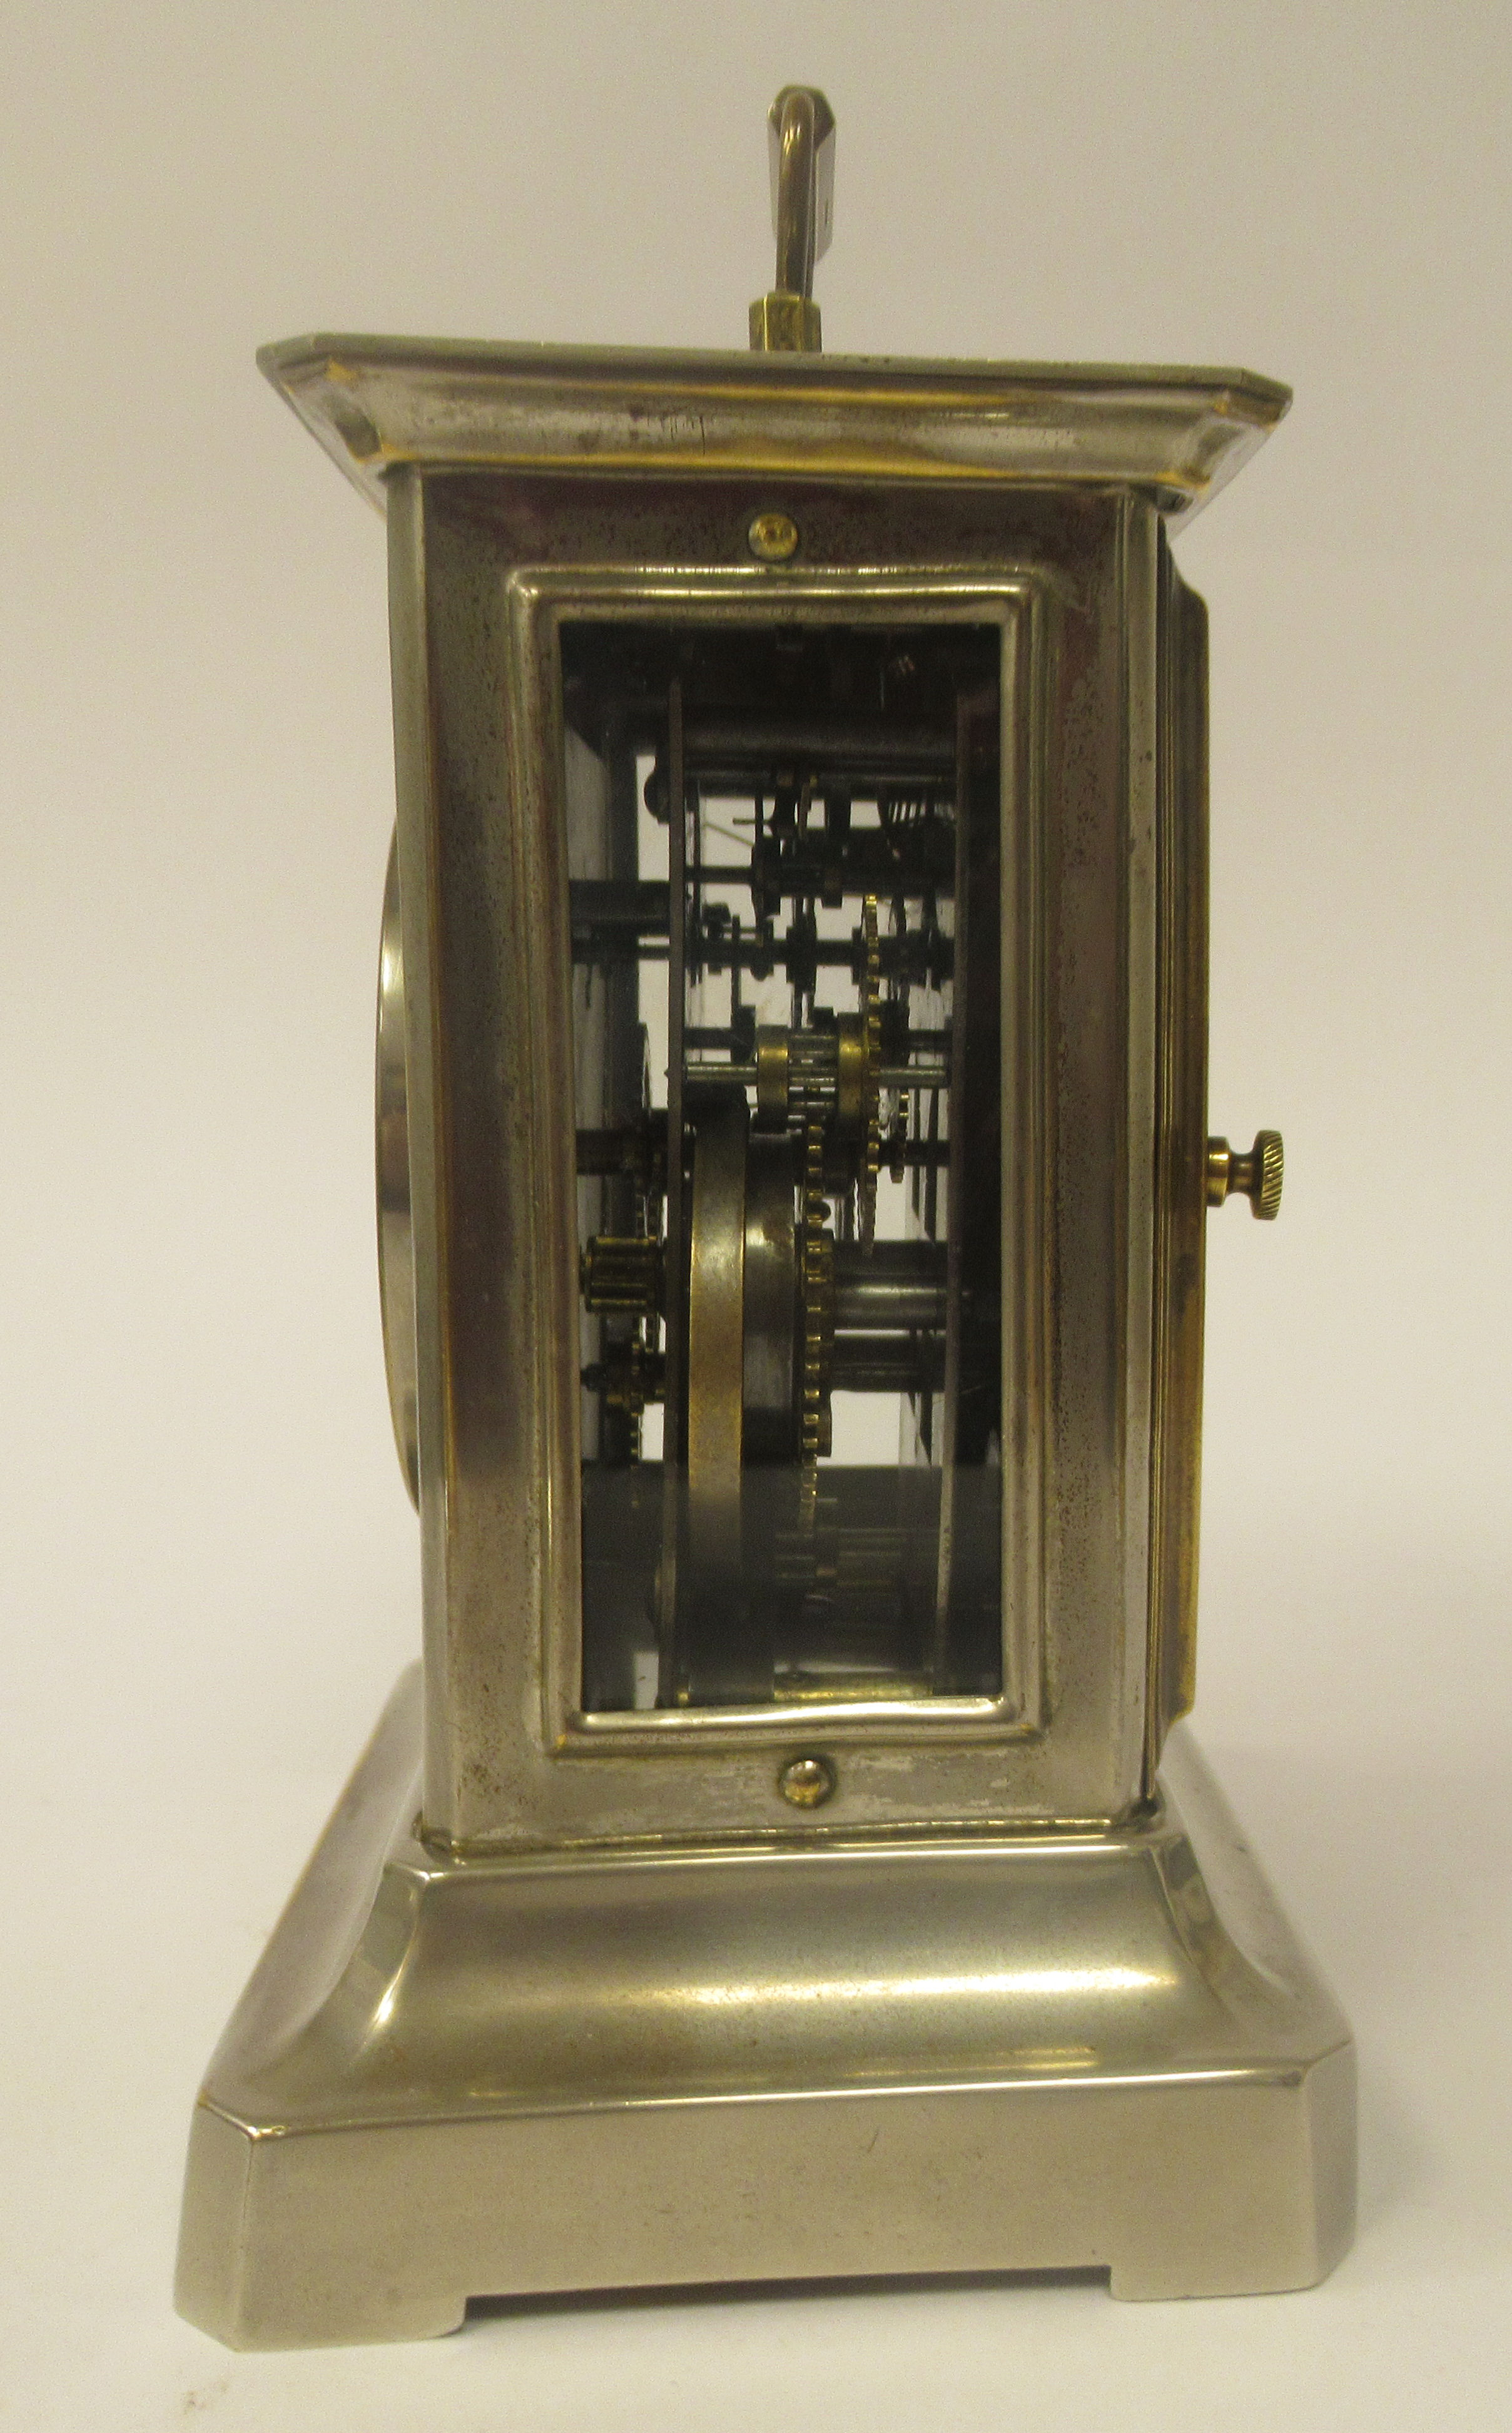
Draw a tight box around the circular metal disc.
[743,1134,799,1461]
[684,1094,748,1572]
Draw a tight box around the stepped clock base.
[176,1667,1354,2349]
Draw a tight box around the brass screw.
[778,1753,836,1808]
[748,509,799,563]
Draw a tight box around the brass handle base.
[749,292,822,352]
[1207,1130,1284,1220]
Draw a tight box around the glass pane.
[564,618,1002,1710]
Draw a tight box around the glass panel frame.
[505,571,1048,1757]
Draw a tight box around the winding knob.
[1207,1130,1284,1220]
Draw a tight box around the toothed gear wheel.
[798,1104,835,1530]
[858,894,883,1251]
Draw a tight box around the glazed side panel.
[387,470,1161,1844]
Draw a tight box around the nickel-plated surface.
[258,335,1289,528]
[1147,546,1210,1761]
[375,829,419,1504]
[176,1668,1356,2347]
[1116,497,1161,1812]
[388,471,586,1837]
[381,469,1162,1838]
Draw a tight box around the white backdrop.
[2,4,1509,2426]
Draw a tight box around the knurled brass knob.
[1206,1130,1284,1220]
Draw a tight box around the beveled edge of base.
[176,1670,1355,2347]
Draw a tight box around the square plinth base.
[176,1670,1355,2348]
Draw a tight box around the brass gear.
[601,1332,651,1461]
[858,893,883,1251]
[797,1103,835,1529]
